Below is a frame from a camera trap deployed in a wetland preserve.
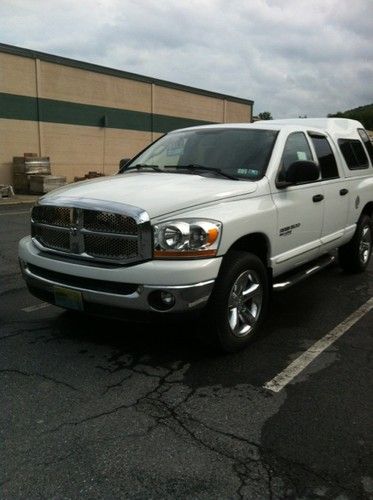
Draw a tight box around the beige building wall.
[39,61,152,112]
[225,101,252,123]
[0,47,253,185]
[153,86,224,123]
[0,52,37,97]
[41,123,153,180]
[0,119,40,185]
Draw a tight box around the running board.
[273,255,335,291]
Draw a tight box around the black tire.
[203,251,269,353]
[338,214,372,273]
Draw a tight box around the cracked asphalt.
[1,204,372,499]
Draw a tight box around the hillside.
[328,103,373,130]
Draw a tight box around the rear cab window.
[308,133,339,180]
[338,139,369,170]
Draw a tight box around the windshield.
[125,128,278,180]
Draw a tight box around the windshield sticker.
[166,137,186,156]
[237,168,259,177]
[297,151,307,161]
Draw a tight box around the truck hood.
[41,172,258,218]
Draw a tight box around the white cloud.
[0,0,372,118]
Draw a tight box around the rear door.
[308,133,350,250]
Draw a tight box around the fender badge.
[355,196,360,209]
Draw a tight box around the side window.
[309,134,339,179]
[338,139,369,170]
[278,132,313,182]
[358,129,373,165]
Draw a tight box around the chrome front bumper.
[20,260,215,314]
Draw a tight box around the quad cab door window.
[308,133,349,246]
[272,132,324,269]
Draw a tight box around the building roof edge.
[0,43,254,106]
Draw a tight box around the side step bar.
[273,254,335,291]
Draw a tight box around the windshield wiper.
[126,164,163,172]
[168,164,239,180]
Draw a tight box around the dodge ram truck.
[19,118,373,352]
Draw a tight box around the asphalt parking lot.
[1,203,372,499]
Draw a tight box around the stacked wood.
[29,175,67,194]
[74,171,105,182]
[13,153,66,194]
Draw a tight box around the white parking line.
[0,210,30,216]
[264,297,373,393]
[22,303,51,313]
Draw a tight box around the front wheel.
[338,214,372,273]
[203,251,269,352]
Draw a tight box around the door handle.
[312,194,324,202]
[340,188,349,196]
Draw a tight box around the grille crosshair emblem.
[68,208,83,253]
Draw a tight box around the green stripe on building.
[0,92,213,133]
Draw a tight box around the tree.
[328,104,373,130]
[258,111,273,120]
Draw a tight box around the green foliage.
[258,111,273,120]
[328,103,373,130]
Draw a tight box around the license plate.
[54,287,84,311]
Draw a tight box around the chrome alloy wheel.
[359,224,372,264]
[228,270,263,338]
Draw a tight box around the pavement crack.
[0,329,29,341]
[47,364,184,433]
[48,403,134,432]
[102,372,134,394]
[0,369,78,391]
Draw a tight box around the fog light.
[148,290,176,311]
[160,291,174,305]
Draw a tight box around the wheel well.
[362,202,373,218]
[228,233,270,266]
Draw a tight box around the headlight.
[154,219,222,258]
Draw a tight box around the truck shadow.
[43,262,372,389]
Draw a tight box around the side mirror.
[279,160,320,187]
[119,158,131,171]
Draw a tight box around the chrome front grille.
[83,210,138,235]
[83,234,138,259]
[31,200,151,265]
[33,225,70,251]
[32,206,71,227]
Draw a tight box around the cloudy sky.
[1,0,372,118]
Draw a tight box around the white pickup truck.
[19,118,373,351]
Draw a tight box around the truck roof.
[259,118,363,135]
[172,118,364,140]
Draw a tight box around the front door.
[271,132,324,274]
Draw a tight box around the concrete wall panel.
[39,62,152,113]
[154,86,224,123]
[39,123,154,181]
[0,53,36,97]
[0,118,40,185]
[41,123,104,181]
[225,101,251,123]
[104,128,152,175]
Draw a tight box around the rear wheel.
[203,251,269,352]
[338,214,372,273]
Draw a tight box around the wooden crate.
[13,173,33,194]
[29,175,67,194]
[13,156,51,175]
